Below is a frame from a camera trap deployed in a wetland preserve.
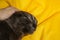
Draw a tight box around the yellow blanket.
[0,0,60,40]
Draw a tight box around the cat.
[0,11,37,40]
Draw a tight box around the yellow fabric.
[0,0,60,40]
[0,0,9,9]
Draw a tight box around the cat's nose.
[28,24,36,34]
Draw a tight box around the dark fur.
[0,11,37,40]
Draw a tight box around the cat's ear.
[0,7,20,21]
